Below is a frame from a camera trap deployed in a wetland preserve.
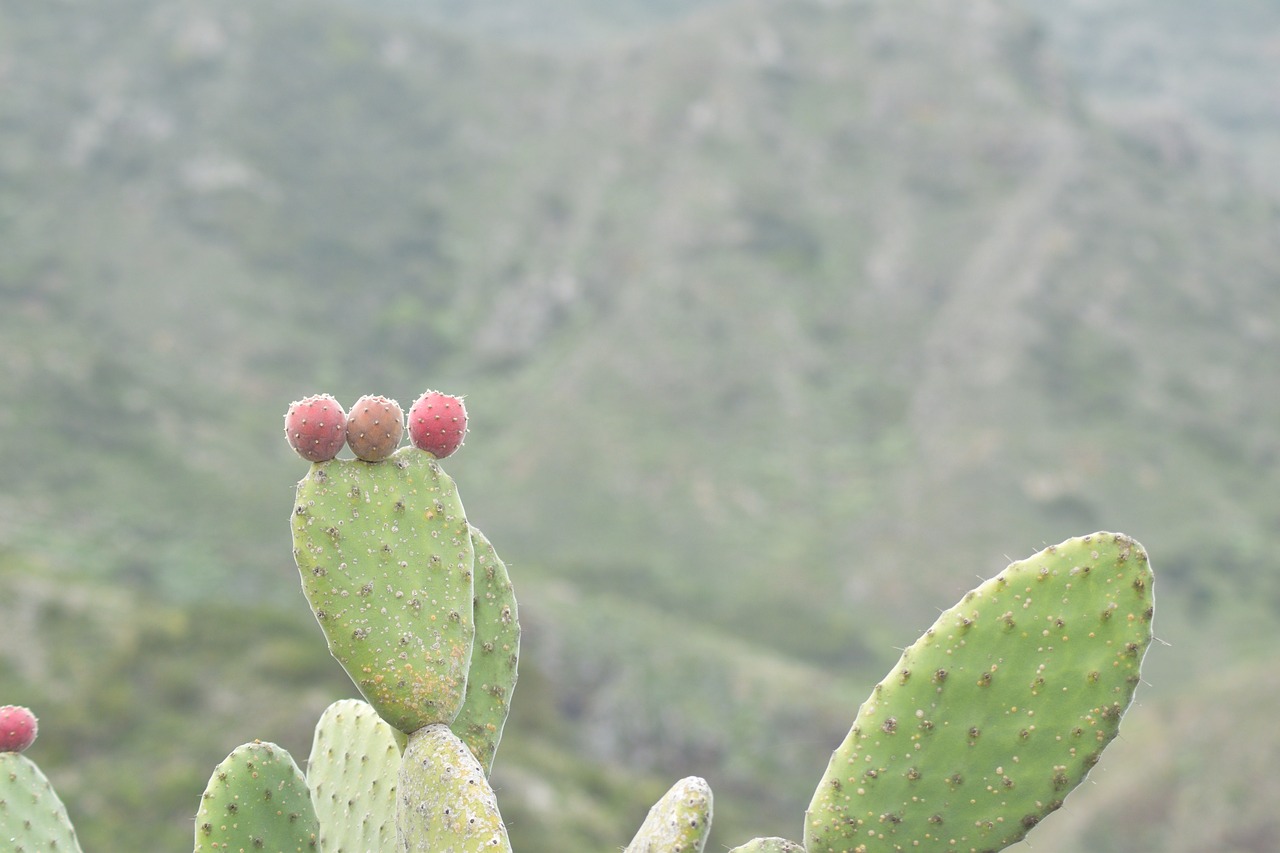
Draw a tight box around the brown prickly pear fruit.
[346,395,404,462]
[284,394,348,462]
[407,390,468,459]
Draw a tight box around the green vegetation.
[1,0,1277,849]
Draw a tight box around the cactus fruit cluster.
[4,388,1155,852]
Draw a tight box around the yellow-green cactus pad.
[805,532,1154,853]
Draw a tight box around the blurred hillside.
[1,0,1278,850]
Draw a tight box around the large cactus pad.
[805,532,1154,853]
[292,447,476,733]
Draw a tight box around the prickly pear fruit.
[407,390,468,459]
[624,776,714,853]
[194,740,319,853]
[805,532,1155,853]
[0,705,37,753]
[397,723,512,852]
[346,394,404,462]
[308,699,406,853]
[285,394,348,462]
[449,525,520,775]
[292,446,476,733]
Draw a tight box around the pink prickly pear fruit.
[407,390,468,458]
[0,705,37,753]
[346,394,404,462]
[284,394,348,462]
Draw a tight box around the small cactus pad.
[307,699,406,853]
[726,839,806,853]
[407,390,468,459]
[805,532,1155,853]
[194,741,319,853]
[292,446,476,733]
[0,752,83,852]
[396,723,512,852]
[346,394,405,462]
[624,776,714,853]
[285,394,348,462]
[0,705,38,753]
[449,525,520,775]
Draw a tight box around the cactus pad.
[624,776,715,853]
[307,699,406,853]
[396,723,512,852]
[449,525,520,775]
[727,839,806,853]
[0,752,83,853]
[292,446,476,733]
[194,741,319,853]
[805,532,1154,853]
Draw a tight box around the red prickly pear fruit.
[346,394,404,462]
[407,390,468,458]
[0,705,37,753]
[284,394,348,462]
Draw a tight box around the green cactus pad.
[292,446,476,733]
[307,699,406,853]
[727,839,806,853]
[0,752,83,853]
[805,532,1154,853]
[624,776,714,853]
[449,525,520,775]
[396,723,512,852]
[194,740,319,853]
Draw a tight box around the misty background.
[2,0,1278,850]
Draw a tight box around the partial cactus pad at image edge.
[194,741,319,853]
[624,776,714,853]
[397,723,511,852]
[307,699,406,853]
[805,532,1154,853]
[726,839,806,853]
[0,752,83,853]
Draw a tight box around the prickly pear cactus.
[624,776,714,853]
[449,525,520,775]
[0,752,83,853]
[805,532,1154,853]
[396,723,512,852]
[194,740,319,852]
[292,446,476,734]
[308,698,406,853]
